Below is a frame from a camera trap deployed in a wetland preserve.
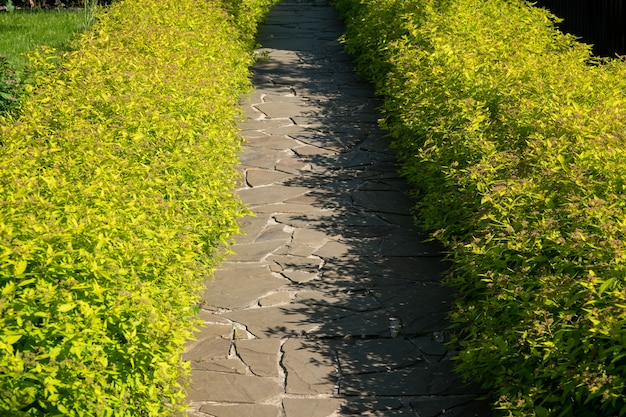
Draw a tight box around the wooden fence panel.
[533,0,626,56]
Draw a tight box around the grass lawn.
[0,8,88,68]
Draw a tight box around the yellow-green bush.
[0,0,274,414]
[335,0,626,415]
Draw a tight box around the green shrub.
[0,0,273,414]
[0,56,30,114]
[336,0,626,415]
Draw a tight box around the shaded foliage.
[335,0,626,415]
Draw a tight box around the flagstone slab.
[188,322,232,341]
[239,118,294,133]
[380,233,445,257]
[227,239,288,262]
[183,338,232,363]
[276,155,312,173]
[281,270,318,283]
[245,135,301,150]
[312,309,390,338]
[235,339,282,377]
[283,398,344,417]
[334,339,423,374]
[352,190,415,215]
[250,203,330,214]
[246,169,292,187]
[259,291,293,307]
[187,371,282,403]
[256,102,322,119]
[204,265,287,310]
[234,214,273,244]
[293,144,337,157]
[313,240,353,259]
[340,398,404,415]
[254,223,292,243]
[266,254,323,272]
[238,149,284,170]
[409,396,493,417]
[198,404,280,417]
[239,185,310,205]
[191,357,248,374]
[225,304,348,338]
[292,228,332,246]
[282,339,337,395]
[340,365,431,396]
[294,289,381,312]
[370,283,453,334]
[274,243,318,257]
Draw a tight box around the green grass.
[0,9,87,68]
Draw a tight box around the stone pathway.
[184,0,493,416]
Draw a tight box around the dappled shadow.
[185,0,494,415]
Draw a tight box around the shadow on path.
[184,1,494,416]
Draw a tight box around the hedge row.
[335,0,626,415]
[0,0,273,414]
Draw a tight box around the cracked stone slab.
[234,214,274,244]
[226,239,288,262]
[187,371,282,403]
[246,168,292,187]
[282,338,337,395]
[235,338,282,377]
[283,398,345,417]
[198,404,281,417]
[275,154,312,173]
[183,338,232,365]
[282,269,318,283]
[255,223,293,243]
[203,264,287,309]
[224,304,347,338]
[191,357,248,374]
[266,254,323,272]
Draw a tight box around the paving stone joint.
[184,1,493,416]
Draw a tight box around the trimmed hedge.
[0,0,273,414]
[335,0,626,415]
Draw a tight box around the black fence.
[533,0,626,56]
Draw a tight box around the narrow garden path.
[184,0,493,416]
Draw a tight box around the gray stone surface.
[184,0,493,415]
[199,404,280,417]
[187,371,282,403]
[282,339,337,395]
[283,398,345,417]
